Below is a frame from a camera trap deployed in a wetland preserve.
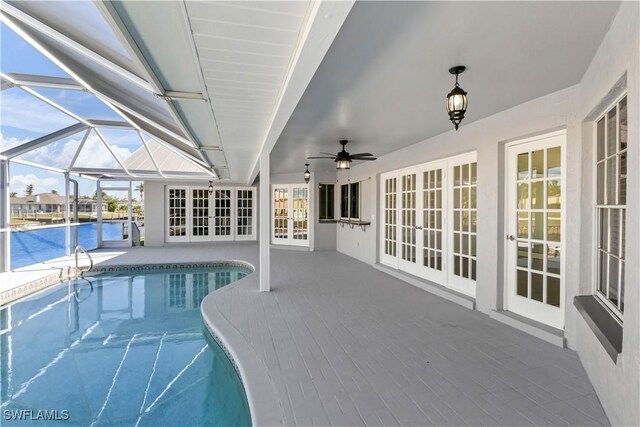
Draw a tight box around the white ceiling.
[270,1,620,175]
[110,0,314,182]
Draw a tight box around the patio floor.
[200,247,609,427]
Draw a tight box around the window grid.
[423,169,443,271]
[401,173,416,262]
[292,187,309,240]
[384,177,397,257]
[214,189,232,236]
[515,147,562,307]
[273,188,289,239]
[168,188,187,237]
[191,189,209,236]
[236,189,253,236]
[595,96,626,316]
[169,273,186,309]
[340,183,360,220]
[319,184,335,220]
[453,163,478,280]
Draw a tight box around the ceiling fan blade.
[353,157,377,161]
[319,152,337,156]
[307,156,336,159]
[349,153,374,158]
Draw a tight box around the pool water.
[11,223,122,270]
[0,267,252,427]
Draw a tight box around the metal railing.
[74,245,93,277]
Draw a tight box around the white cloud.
[18,133,133,170]
[0,133,31,151]
[1,91,76,134]
[10,174,60,195]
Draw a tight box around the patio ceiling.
[270,1,621,175]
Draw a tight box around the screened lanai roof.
[0,0,220,181]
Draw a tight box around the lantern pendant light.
[303,163,311,183]
[208,181,214,195]
[446,65,468,131]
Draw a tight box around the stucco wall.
[143,180,260,247]
[334,3,638,424]
[336,86,580,318]
[575,2,639,425]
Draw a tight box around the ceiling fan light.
[336,159,351,170]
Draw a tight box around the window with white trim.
[595,95,627,317]
[319,183,335,220]
[340,182,360,220]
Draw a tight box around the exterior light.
[303,163,311,183]
[335,159,351,170]
[446,65,468,131]
[208,181,213,195]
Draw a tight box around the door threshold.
[373,264,475,310]
[270,245,310,252]
[489,310,565,348]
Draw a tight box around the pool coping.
[200,263,287,427]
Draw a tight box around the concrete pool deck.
[2,243,609,426]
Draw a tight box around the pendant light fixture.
[446,65,468,131]
[208,181,214,195]
[303,163,311,183]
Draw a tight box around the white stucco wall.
[334,3,638,424]
[143,180,260,247]
[336,85,580,318]
[575,2,639,425]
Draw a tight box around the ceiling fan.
[307,140,377,170]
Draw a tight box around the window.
[318,184,334,220]
[340,182,360,220]
[595,96,626,317]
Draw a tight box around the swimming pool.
[0,266,252,426]
[10,223,122,269]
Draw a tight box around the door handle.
[506,234,516,241]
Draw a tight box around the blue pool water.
[0,267,252,426]
[11,223,122,270]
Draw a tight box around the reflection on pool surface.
[0,267,251,427]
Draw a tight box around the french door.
[505,131,565,329]
[379,153,477,296]
[271,184,309,247]
[166,185,256,243]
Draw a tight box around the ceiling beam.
[0,2,153,93]
[93,128,133,176]
[97,1,213,165]
[248,0,355,184]
[87,119,134,129]
[68,128,92,171]
[5,73,85,91]
[137,130,164,177]
[1,123,88,158]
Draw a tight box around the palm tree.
[25,184,34,196]
[51,189,58,194]
[9,191,17,197]
[135,183,144,203]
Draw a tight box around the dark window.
[350,183,359,219]
[319,184,334,220]
[341,184,349,218]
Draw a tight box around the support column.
[259,151,270,292]
[64,172,71,256]
[0,159,10,272]
[97,180,103,248]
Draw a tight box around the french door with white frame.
[271,184,309,247]
[380,153,475,295]
[166,185,256,243]
[505,131,565,329]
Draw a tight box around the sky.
[1,24,145,199]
